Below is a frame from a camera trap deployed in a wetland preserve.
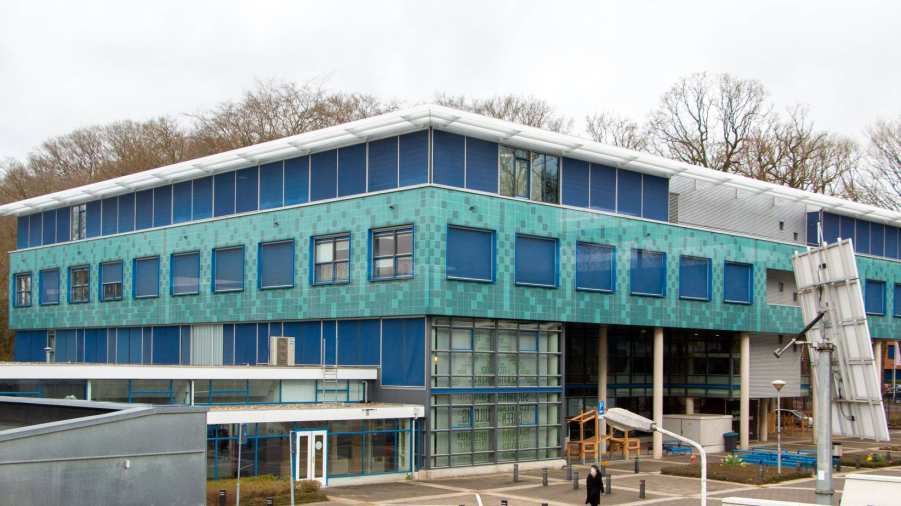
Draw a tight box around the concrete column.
[873,340,883,387]
[653,327,664,459]
[685,397,695,415]
[740,333,751,450]
[759,398,769,442]
[598,325,608,454]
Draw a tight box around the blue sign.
[597,400,606,416]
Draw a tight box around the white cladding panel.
[765,269,800,307]
[191,324,224,366]
[749,334,801,398]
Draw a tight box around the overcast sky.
[1,0,899,160]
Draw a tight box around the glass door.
[295,430,327,486]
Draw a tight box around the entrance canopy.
[206,403,424,425]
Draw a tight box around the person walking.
[585,464,604,505]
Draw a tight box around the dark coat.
[585,471,604,505]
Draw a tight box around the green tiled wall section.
[10,186,901,339]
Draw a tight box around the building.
[2,105,899,483]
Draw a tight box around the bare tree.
[584,112,648,150]
[852,116,901,210]
[647,72,769,172]
[435,93,572,133]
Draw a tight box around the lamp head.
[603,407,656,432]
[771,379,786,391]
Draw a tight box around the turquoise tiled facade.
[10,185,901,339]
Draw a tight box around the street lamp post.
[772,380,785,474]
[604,408,707,506]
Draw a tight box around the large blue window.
[371,226,414,280]
[259,240,295,289]
[14,272,32,307]
[617,170,642,216]
[576,242,615,292]
[630,249,666,297]
[27,213,42,247]
[562,158,589,208]
[101,197,117,236]
[381,318,425,386]
[368,137,398,192]
[214,172,236,216]
[313,234,350,285]
[213,246,244,292]
[235,166,259,213]
[310,150,337,201]
[433,130,465,187]
[642,174,669,221]
[895,284,901,318]
[259,161,284,209]
[465,137,498,193]
[39,268,60,305]
[589,163,616,212]
[192,176,213,220]
[57,207,71,242]
[398,131,429,186]
[855,219,870,254]
[171,252,200,295]
[338,144,366,197]
[152,327,180,365]
[133,256,160,299]
[100,261,124,301]
[515,234,558,288]
[135,189,153,230]
[871,223,885,257]
[69,265,90,303]
[724,261,753,304]
[337,319,380,366]
[41,210,56,244]
[172,181,192,223]
[234,323,257,364]
[679,256,711,301]
[864,279,886,316]
[117,193,134,233]
[16,216,28,249]
[446,226,494,282]
[153,185,172,227]
[886,227,899,259]
[86,200,101,238]
[284,156,309,205]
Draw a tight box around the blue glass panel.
[42,209,56,244]
[433,130,465,187]
[284,156,309,205]
[153,185,172,227]
[855,219,870,254]
[642,175,669,221]
[259,161,284,209]
[381,318,425,386]
[192,176,213,220]
[222,325,234,365]
[56,207,71,242]
[152,327,180,365]
[323,321,337,365]
[822,212,840,244]
[116,193,134,233]
[101,197,117,235]
[114,330,128,364]
[28,213,42,247]
[259,241,294,288]
[84,329,106,363]
[679,256,710,300]
[806,211,820,245]
[179,326,191,365]
[135,190,153,230]
[214,172,236,216]
[724,261,753,304]
[617,170,642,216]
[86,201,101,238]
[234,323,257,365]
[865,280,886,315]
[399,130,428,186]
[338,143,366,197]
[310,150,337,201]
[447,227,493,281]
[576,242,614,292]
[291,321,321,365]
[55,329,77,363]
[172,181,192,223]
[630,249,666,297]
[134,257,160,298]
[515,235,557,287]
[337,319,380,366]
[589,163,616,211]
[172,252,200,295]
[870,223,885,257]
[840,215,855,242]
[235,166,258,213]
[16,216,28,249]
[895,284,901,317]
[40,269,60,305]
[368,137,398,191]
[886,227,899,259]
[465,137,498,193]
[257,323,269,365]
[214,247,244,292]
[562,158,589,208]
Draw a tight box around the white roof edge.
[206,404,425,425]
[2,103,898,226]
[0,363,377,381]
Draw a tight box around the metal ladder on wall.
[321,364,339,384]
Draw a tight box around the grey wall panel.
[749,333,802,398]
[766,269,800,306]
[190,324,223,366]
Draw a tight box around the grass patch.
[661,463,811,484]
[840,452,901,469]
[206,475,327,505]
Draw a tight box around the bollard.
[855,454,860,468]
[639,479,646,499]
[542,467,548,487]
[265,498,274,506]
[513,463,519,482]
[217,489,226,506]
[605,473,612,495]
[573,471,580,490]
[634,453,640,473]
[758,464,765,482]
[500,501,508,506]
[565,463,572,481]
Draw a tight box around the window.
[724,261,753,304]
[70,204,86,240]
[500,147,530,199]
[14,272,32,307]
[447,226,494,282]
[171,252,200,295]
[575,242,614,292]
[679,256,711,301]
[515,235,558,288]
[895,284,901,318]
[371,226,413,280]
[864,279,886,316]
[69,266,90,303]
[259,240,295,289]
[530,153,559,204]
[39,268,60,305]
[133,257,160,299]
[213,246,244,292]
[630,249,666,297]
[100,261,123,301]
[313,234,350,285]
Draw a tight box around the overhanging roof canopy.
[1,104,898,226]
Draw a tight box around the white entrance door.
[295,431,327,486]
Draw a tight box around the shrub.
[206,476,327,505]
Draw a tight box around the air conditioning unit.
[269,336,295,366]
